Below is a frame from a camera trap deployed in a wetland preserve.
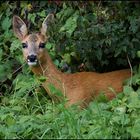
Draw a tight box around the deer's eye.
[39,43,45,48]
[22,43,28,48]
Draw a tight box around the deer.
[12,14,131,108]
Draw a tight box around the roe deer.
[13,14,131,107]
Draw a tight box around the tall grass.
[1,75,140,139]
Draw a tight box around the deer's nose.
[27,55,37,62]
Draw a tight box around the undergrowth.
[1,68,140,139]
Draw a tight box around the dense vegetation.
[0,1,140,139]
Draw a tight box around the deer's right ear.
[13,16,28,40]
[41,14,54,36]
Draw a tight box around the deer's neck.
[30,49,64,94]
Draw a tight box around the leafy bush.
[0,1,140,139]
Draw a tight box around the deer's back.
[63,69,131,106]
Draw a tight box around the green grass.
[1,76,140,139]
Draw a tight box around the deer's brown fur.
[13,14,131,107]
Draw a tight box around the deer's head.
[13,14,54,66]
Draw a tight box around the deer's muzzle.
[27,54,38,66]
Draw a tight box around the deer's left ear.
[41,14,54,36]
[13,16,28,40]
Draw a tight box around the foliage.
[0,1,140,139]
[1,83,140,139]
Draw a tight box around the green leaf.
[5,116,16,126]
[39,10,46,17]
[59,11,79,37]
[114,47,122,57]
[10,39,21,54]
[127,119,140,138]
[137,51,140,58]
[96,48,102,61]
[70,52,76,57]
[2,17,11,31]
[48,83,63,97]
[46,42,54,50]
[0,48,3,61]
[63,53,71,64]
[114,106,126,114]
[28,13,36,25]
[128,92,140,109]
[54,59,60,67]
[123,85,134,95]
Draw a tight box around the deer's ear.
[13,16,28,40]
[41,14,54,36]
